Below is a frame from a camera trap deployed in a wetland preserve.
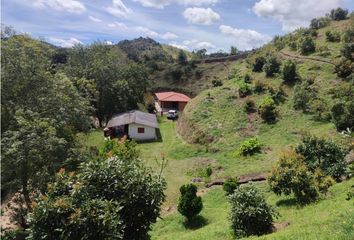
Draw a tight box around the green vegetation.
[237,137,261,156]
[178,184,203,223]
[223,178,239,195]
[259,96,278,123]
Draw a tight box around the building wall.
[158,101,188,112]
[128,123,156,140]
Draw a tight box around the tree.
[282,60,297,83]
[299,37,316,55]
[178,184,203,222]
[325,31,341,42]
[223,178,239,195]
[178,50,188,65]
[268,151,334,204]
[195,48,207,59]
[230,46,238,55]
[27,140,166,240]
[334,58,353,78]
[229,184,277,238]
[263,56,280,77]
[340,43,354,61]
[296,135,347,181]
[252,56,266,72]
[258,96,277,123]
[329,8,348,21]
[293,79,318,112]
[310,17,330,29]
[331,101,354,131]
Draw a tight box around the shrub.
[331,101,354,131]
[223,177,239,195]
[244,97,256,113]
[244,73,251,83]
[340,43,354,61]
[238,137,261,156]
[268,86,287,104]
[263,56,280,77]
[238,82,252,98]
[296,135,347,181]
[310,17,330,29]
[310,98,331,121]
[268,151,334,204]
[325,31,341,42]
[259,96,277,123]
[293,79,317,112]
[329,8,348,21]
[212,79,223,87]
[343,28,354,43]
[178,184,203,222]
[254,80,267,93]
[205,165,213,177]
[282,60,297,83]
[299,37,316,55]
[229,184,278,238]
[334,58,353,78]
[288,41,297,51]
[252,56,266,72]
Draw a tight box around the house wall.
[128,123,156,140]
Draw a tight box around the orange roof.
[155,92,191,102]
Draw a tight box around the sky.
[2,0,354,52]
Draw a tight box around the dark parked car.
[167,110,178,120]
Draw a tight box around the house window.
[138,127,145,134]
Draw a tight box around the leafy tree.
[229,184,277,238]
[282,60,297,83]
[263,56,280,77]
[195,48,207,59]
[252,56,266,72]
[325,31,341,42]
[230,46,238,55]
[223,178,239,195]
[334,58,353,78]
[340,43,354,61]
[343,28,354,43]
[293,79,318,112]
[299,36,316,55]
[296,135,347,181]
[178,184,203,222]
[329,8,348,21]
[310,98,331,121]
[178,50,188,65]
[331,101,354,131]
[310,17,330,29]
[268,151,334,204]
[27,140,166,240]
[258,96,277,123]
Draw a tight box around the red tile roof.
[155,92,191,102]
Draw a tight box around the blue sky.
[2,0,353,52]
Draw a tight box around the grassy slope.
[151,179,354,240]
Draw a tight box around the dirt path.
[279,50,335,65]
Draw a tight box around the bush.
[282,60,297,83]
[252,56,266,72]
[238,137,261,156]
[259,96,277,123]
[268,151,334,204]
[288,41,297,51]
[212,79,223,87]
[343,28,354,43]
[244,73,251,83]
[254,80,267,93]
[310,98,331,121]
[340,43,354,61]
[223,177,239,195]
[178,184,203,222]
[325,31,341,42]
[329,8,348,21]
[310,17,330,29]
[229,184,277,238]
[244,97,256,113]
[296,135,347,181]
[238,82,252,98]
[331,101,354,131]
[268,86,287,104]
[299,37,316,55]
[293,79,317,112]
[263,56,280,77]
[334,58,353,78]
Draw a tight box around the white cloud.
[252,0,343,32]
[219,25,270,50]
[169,41,189,50]
[183,7,220,25]
[33,0,86,13]
[106,41,114,45]
[183,39,216,49]
[89,16,102,22]
[108,21,128,30]
[160,32,178,40]
[133,0,219,9]
[106,0,132,18]
[48,37,82,48]
[135,26,159,37]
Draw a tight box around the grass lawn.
[150,179,354,240]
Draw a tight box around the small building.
[155,91,191,112]
[105,110,158,141]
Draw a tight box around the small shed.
[155,92,191,112]
[105,110,158,141]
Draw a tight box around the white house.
[105,110,158,141]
